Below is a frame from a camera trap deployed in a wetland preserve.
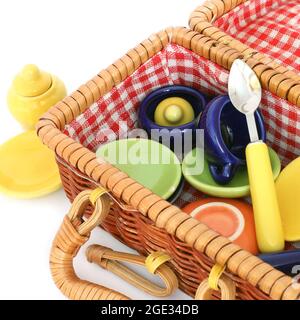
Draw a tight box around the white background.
[0,0,205,300]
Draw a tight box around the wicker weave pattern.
[50,191,129,300]
[213,1,300,72]
[63,43,300,166]
[38,27,300,300]
[189,0,300,107]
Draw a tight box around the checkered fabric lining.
[215,0,300,73]
[64,44,300,207]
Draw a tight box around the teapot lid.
[12,64,52,97]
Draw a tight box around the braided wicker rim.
[189,0,300,107]
[37,26,300,300]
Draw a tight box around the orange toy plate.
[182,198,259,255]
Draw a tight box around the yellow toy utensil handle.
[246,141,285,253]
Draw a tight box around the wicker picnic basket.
[190,0,300,83]
[38,1,300,301]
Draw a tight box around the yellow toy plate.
[0,130,61,199]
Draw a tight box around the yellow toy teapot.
[7,64,66,129]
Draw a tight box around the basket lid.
[189,0,300,107]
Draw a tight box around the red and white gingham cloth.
[215,0,300,73]
[65,44,300,207]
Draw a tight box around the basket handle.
[195,275,236,300]
[195,264,236,300]
[189,0,244,26]
[50,188,178,300]
[86,245,178,297]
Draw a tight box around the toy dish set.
[0,65,66,199]
[34,1,300,300]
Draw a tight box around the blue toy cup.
[138,85,207,155]
[199,95,266,185]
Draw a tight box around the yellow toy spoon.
[228,59,284,253]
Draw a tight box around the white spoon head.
[228,59,262,115]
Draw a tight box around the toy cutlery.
[228,59,285,253]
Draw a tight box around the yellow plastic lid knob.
[154,97,195,127]
[164,104,183,124]
[12,64,52,97]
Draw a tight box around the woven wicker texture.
[51,187,179,300]
[189,0,300,102]
[195,274,236,300]
[50,190,130,300]
[38,27,300,300]
[64,43,300,168]
[86,244,178,297]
